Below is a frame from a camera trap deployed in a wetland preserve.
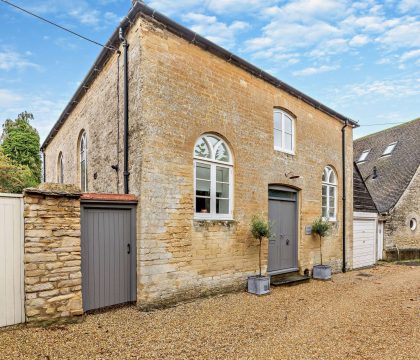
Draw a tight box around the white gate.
[0,194,25,327]
[353,212,378,269]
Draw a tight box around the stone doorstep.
[270,273,311,287]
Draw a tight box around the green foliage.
[0,149,37,193]
[312,217,332,238]
[1,112,41,184]
[312,216,332,266]
[250,213,272,277]
[250,213,272,240]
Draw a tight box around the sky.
[0,0,419,142]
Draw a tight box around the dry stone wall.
[24,184,83,322]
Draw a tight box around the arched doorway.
[268,186,299,274]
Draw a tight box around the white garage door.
[353,213,377,269]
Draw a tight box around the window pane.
[284,115,293,133]
[329,186,335,198]
[196,180,210,197]
[328,171,336,184]
[322,185,327,196]
[196,163,211,180]
[322,206,328,218]
[285,133,293,151]
[329,207,335,218]
[322,196,327,207]
[322,169,328,182]
[194,138,210,158]
[216,183,229,198]
[269,190,296,200]
[206,135,219,147]
[81,160,86,192]
[216,167,229,182]
[215,143,230,162]
[216,199,229,214]
[274,129,282,148]
[196,197,210,213]
[274,111,282,130]
[329,196,335,208]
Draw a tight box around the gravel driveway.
[1,263,419,359]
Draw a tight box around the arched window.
[57,152,64,184]
[322,166,337,220]
[194,134,233,220]
[274,109,295,154]
[79,131,88,192]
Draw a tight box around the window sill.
[193,218,237,227]
[274,147,295,156]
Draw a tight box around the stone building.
[354,119,420,260]
[41,2,358,309]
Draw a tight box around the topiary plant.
[250,213,272,276]
[312,216,332,265]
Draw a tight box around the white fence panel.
[0,193,25,327]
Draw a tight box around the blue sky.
[0,0,419,141]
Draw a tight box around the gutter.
[341,120,348,273]
[40,1,358,152]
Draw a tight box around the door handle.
[127,243,131,254]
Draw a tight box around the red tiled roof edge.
[81,193,138,202]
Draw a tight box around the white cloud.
[377,19,420,49]
[183,13,249,48]
[0,48,40,72]
[349,34,370,46]
[398,0,420,13]
[292,64,339,76]
[400,49,420,62]
[0,89,23,108]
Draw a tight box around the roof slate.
[353,163,377,213]
[354,118,420,213]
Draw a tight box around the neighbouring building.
[41,2,358,310]
[354,119,420,261]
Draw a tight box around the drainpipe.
[41,149,46,183]
[119,27,130,194]
[341,120,348,273]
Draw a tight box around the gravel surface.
[1,263,419,359]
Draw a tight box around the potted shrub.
[248,213,272,295]
[311,216,333,280]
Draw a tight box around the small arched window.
[57,152,64,184]
[322,166,337,220]
[194,134,233,220]
[79,131,88,192]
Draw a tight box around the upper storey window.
[322,166,337,221]
[194,134,233,220]
[274,109,295,154]
[382,142,397,156]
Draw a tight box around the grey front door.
[268,188,298,273]
[81,204,136,312]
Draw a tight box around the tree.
[1,112,41,183]
[0,149,37,193]
[250,213,272,277]
[311,217,332,265]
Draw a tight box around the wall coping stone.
[81,193,138,202]
[24,183,81,198]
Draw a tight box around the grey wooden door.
[268,188,298,274]
[81,205,136,312]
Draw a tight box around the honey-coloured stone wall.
[23,184,83,322]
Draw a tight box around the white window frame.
[57,152,64,184]
[382,141,397,156]
[193,135,234,220]
[357,149,370,163]
[322,166,337,221]
[273,109,295,155]
[80,132,88,192]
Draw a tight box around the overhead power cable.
[0,0,116,51]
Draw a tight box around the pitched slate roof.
[353,163,377,213]
[354,118,420,213]
[41,1,357,150]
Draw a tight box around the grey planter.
[312,265,332,280]
[247,276,270,295]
